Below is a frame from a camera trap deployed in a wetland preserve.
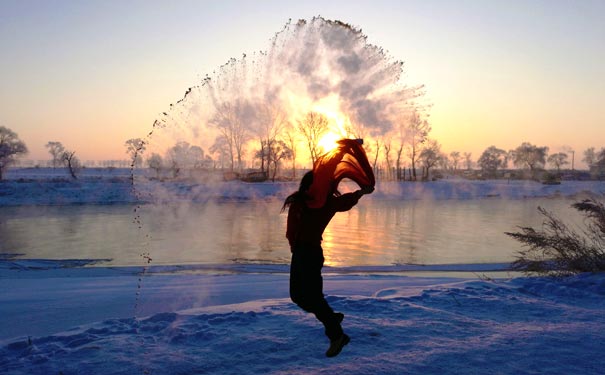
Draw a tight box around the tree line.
[1,123,605,181]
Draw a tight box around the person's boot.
[326,333,350,357]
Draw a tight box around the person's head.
[299,171,314,193]
[282,170,314,212]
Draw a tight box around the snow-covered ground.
[1,169,605,374]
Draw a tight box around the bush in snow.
[506,199,605,276]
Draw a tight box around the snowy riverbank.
[1,261,604,374]
[2,169,605,374]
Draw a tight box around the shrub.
[505,199,605,276]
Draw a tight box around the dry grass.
[505,199,605,276]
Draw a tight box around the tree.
[267,140,293,181]
[125,138,146,168]
[511,142,549,176]
[450,151,461,171]
[147,153,163,179]
[583,147,597,169]
[477,146,507,178]
[283,128,299,179]
[297,112,329,166]
[403,111,431,181]
[252,104,288,174]
[594,148,605,177]
[463,152,473,170]
[0,126,28,180]
[210,135,230,170]
[166,141,205,178]
[45,141,65,168]
[383,140,393,180]
[61,149,81,179]
[210,100,252,172]
[547,152,569,173]
[418,139,442,180]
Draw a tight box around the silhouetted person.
[283,171,373,357]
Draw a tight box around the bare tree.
[253,104,288,174]
[383,140,393,180]
[0,126,28,180]
[125,138,146,168]
[450,151,461,171]
[297,112,329,166]
[419,139,442,180]
[283,127,299,179]
[210,100,252,172]
[463,152,473,170]
[45,141,65,168]
[267,140,293,181]
[369,138,381,174]
[61,150,81,179]
[404,111,431,181]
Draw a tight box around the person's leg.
[290,246,343,340]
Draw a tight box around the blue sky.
[1,0,603,164]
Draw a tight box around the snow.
[2,169,605,374]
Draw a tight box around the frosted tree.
[147,153,163,179]
[45,141,65,168]
[166,141,205,178]
[0,126,28,180]
[477,146,507,178]
[210,100,252,172]
[210,135,231,171]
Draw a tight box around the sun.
[318,131,341,153]
[312,101,349,153]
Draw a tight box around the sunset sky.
[1,0,603,167]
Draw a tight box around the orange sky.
[1,1,603,168]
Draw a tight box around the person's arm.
[332,186,373,212]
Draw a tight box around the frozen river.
[0,197,583,268]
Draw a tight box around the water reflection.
[0,197,581,267]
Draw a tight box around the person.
[282,171,373,357]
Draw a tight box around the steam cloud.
[145,17,423,156]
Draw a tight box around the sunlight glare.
[318,131,341,152]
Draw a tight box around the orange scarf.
[307,139,375,208]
